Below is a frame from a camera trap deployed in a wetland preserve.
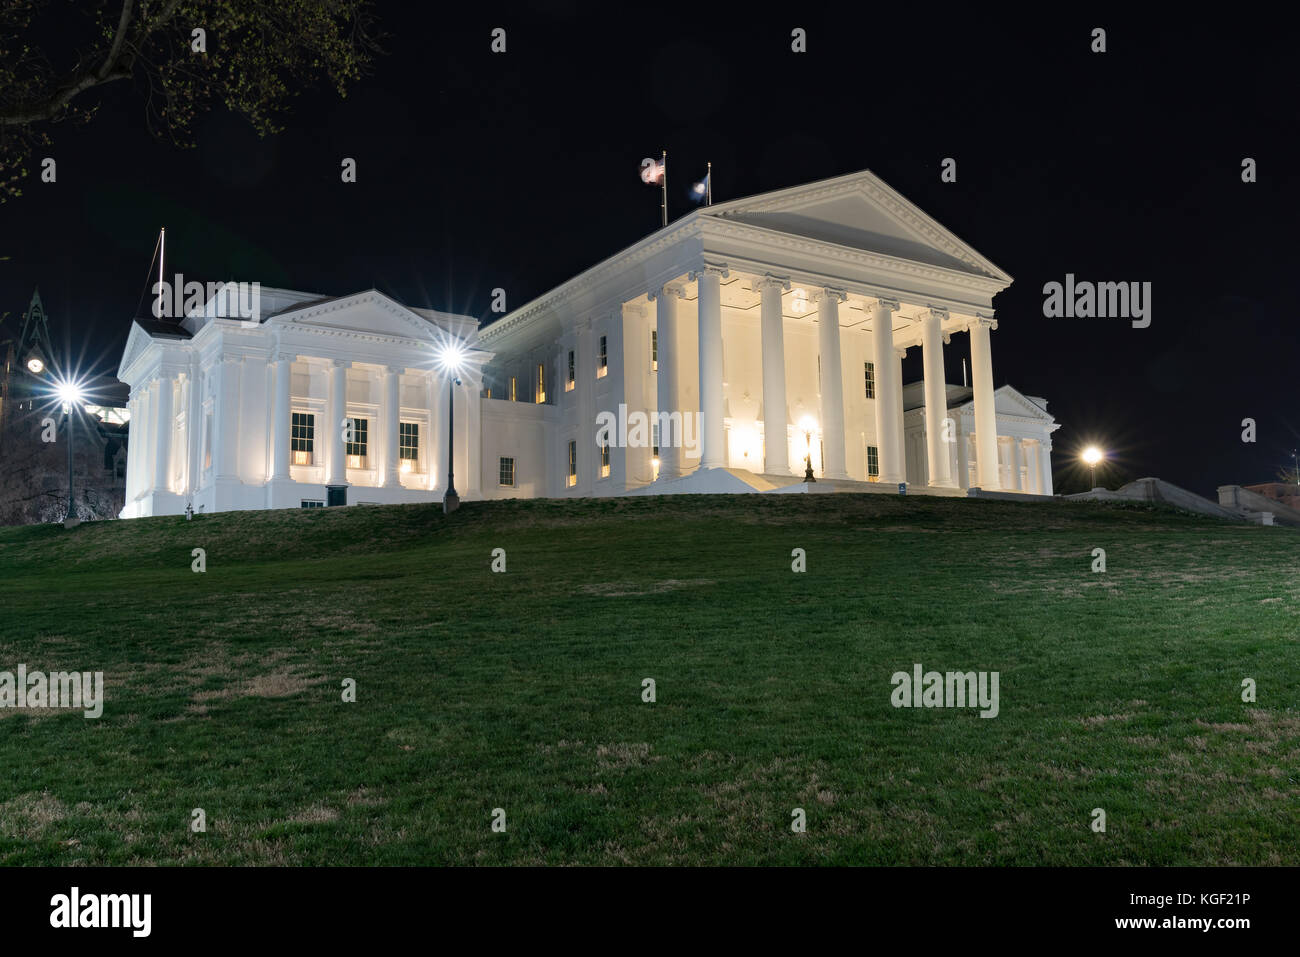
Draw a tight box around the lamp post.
[1082,446,1103,490]
[799,416,817,483]
[55,378,85,526]
[437,343,468,514]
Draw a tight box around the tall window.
[651,422,660,457]
[536,363,546,404]
[600,439,610,478]
[399,422,419,472]
[345,416,369,468]
[566,440,577,487]
[864,361,875,399]
[499,456,515,487]
[509,376,518,402]
[291,412,315,466]
[867,445,879,478]
[597,335,608,377]
[651,330,658,371]
[203,409,213,469]
[566,350,576,391]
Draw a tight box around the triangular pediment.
[117,322,158,381]
[955,385,1053,421]
[702,170,1011,283]
[270,290,476,344]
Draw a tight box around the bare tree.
[0,0,379,201]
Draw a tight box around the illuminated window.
[600,440,610,478]
[399,422,419,469]
[509,376,517,402]
[651,422,659,457]
[566,350,575,391]
[345,416,368,469]
[536,363,546,404]
[651,330,658,372]
[291,412,314,466]
[203,410,213,469]
[499,456,515,487]
[867,445,879,478]
[300,500,324,509]
[566,440,577,487]
[597,335,608,377]
[864,361,875,399]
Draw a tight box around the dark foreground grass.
[0,494,1296,865]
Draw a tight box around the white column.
[892,346,907,483]
[126,391,143,501]
[969,315,1001,490]
[576,320,594,489]
[271,354,292,481]
[870,298,905,484]
[1039,440,1054,495]
[816,287,849,480]
[654,281,686,480]
[956,419,970,489]
[920,308,955,487]
[327,359,349,487]
[756,275,791,475]
[467,373,482,499]
[1011,437,1024,491]
[214,357,241,481]
[153,373,174,492]
[695,263,727,470]
[383,365,401,488]
[426,370,442,491]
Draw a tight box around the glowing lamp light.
[1081,445,1104,489]
[54,378,86,414]
[437,343,467,374]
[26,357,45,374]
[400,460,413,474]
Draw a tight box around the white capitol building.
[116,169,1058,518]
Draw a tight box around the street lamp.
[54,377,86,525]
[1081,445,1103,490]
[26,356,45,374]
[799,415,817,483]
[437,343,467,514]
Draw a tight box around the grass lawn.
[0,493,1296,865]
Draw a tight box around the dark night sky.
[3,4,1296,497]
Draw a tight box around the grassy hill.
[0,494,1296,865]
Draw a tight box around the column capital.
[219,354,241,367]
[869,296,901,313]
[650,280,688,301]
[969,312,998,331]
[690,261,730,281]
[622,302,648,319]
[385,364,405,375]
[815,287,848,304]
[922,306,950,322]
[330,358,351,369]
[894,347,908,359]
[273,351,296,364]
[752,273,791,293]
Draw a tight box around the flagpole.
[660,149,668,227]
[706,162,712,205]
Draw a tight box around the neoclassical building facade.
[117,169,1058,518]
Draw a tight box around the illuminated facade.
[118,169,1057,518]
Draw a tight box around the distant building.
[1242,482,1300,512]
[0,291,130,524]
[117,169,1059,517]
